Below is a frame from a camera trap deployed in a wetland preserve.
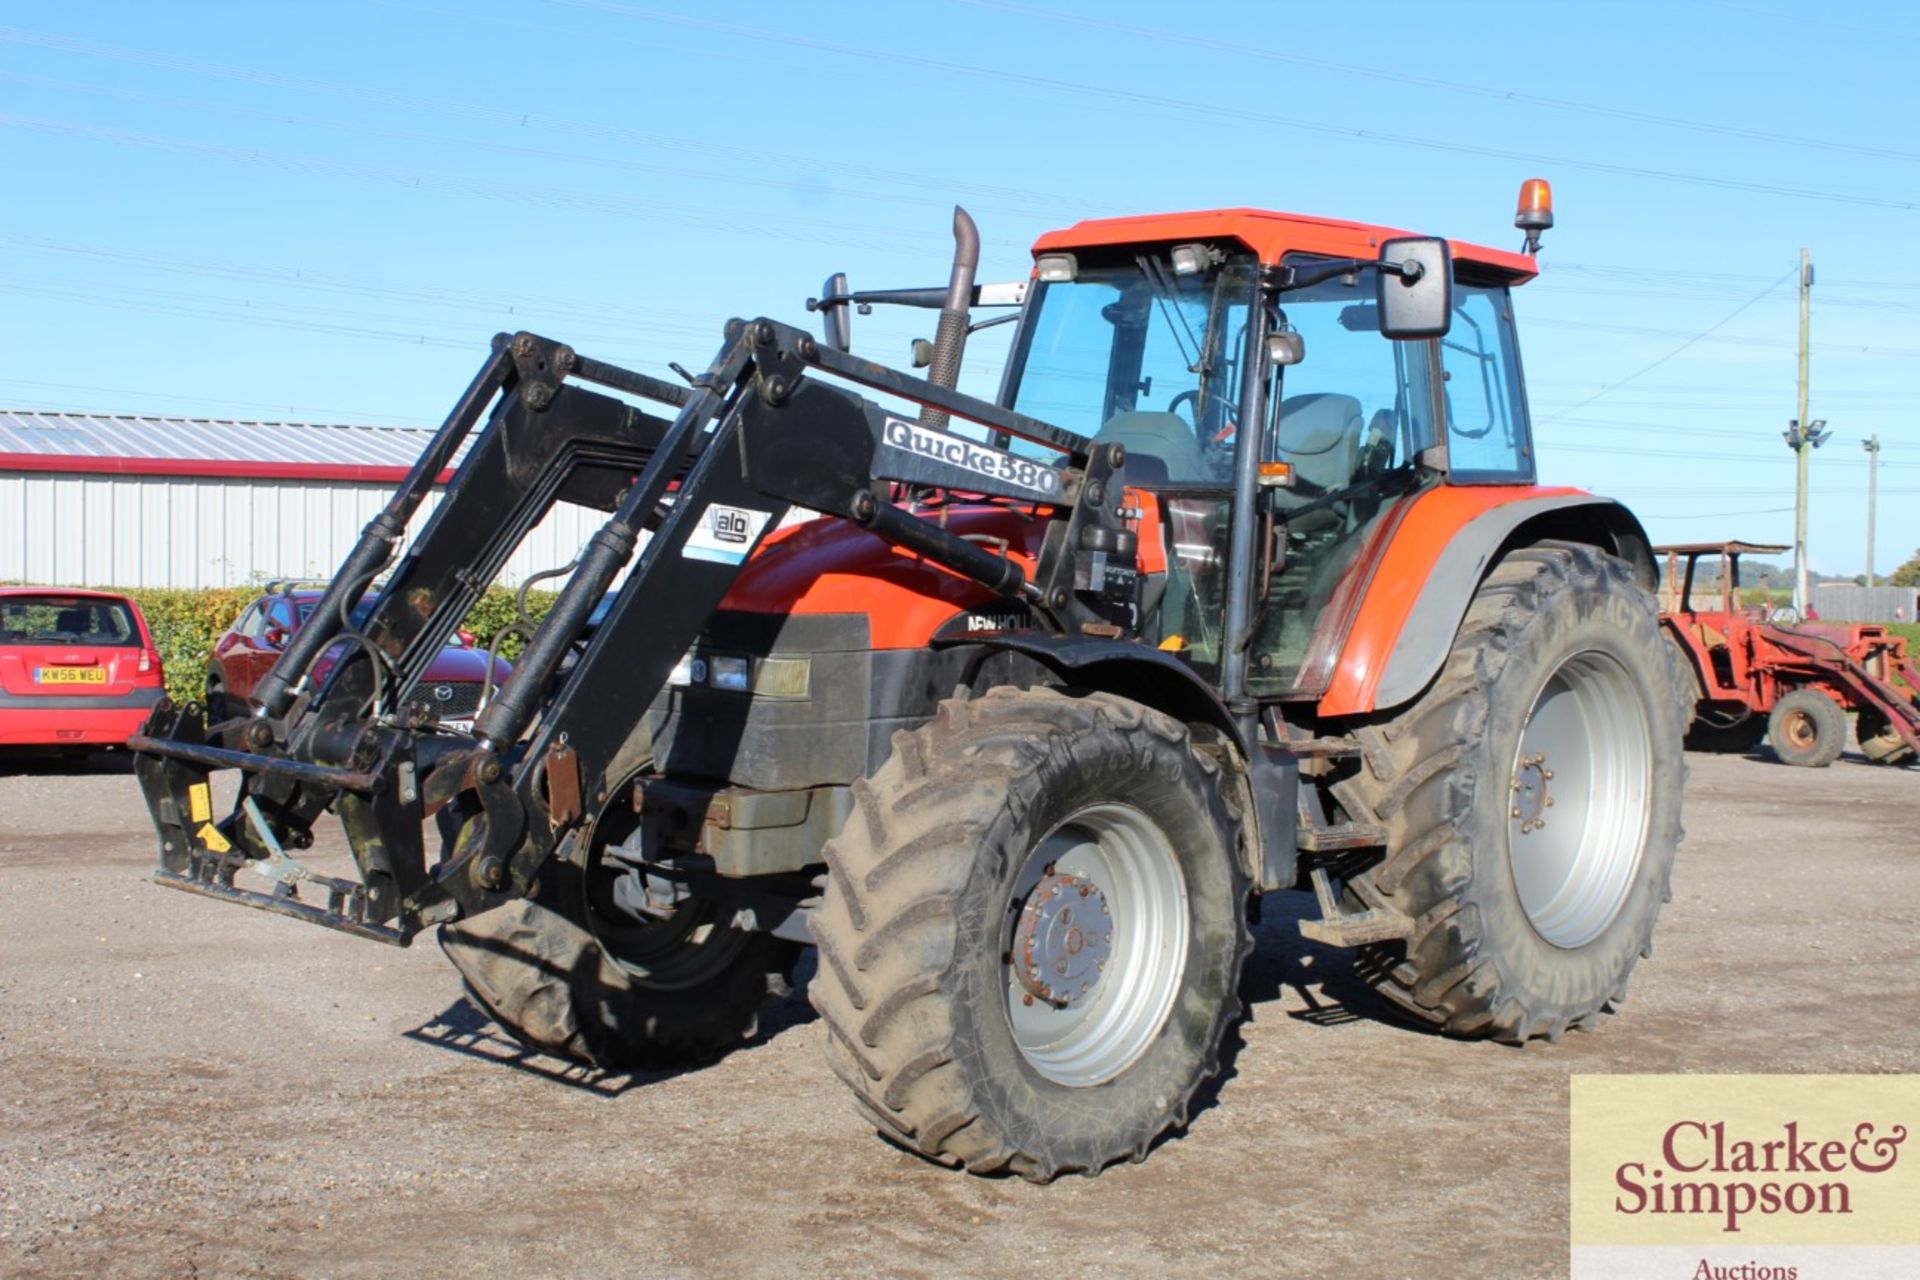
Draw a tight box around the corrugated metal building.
[0,409,604,589]
[1813,582,1920,623]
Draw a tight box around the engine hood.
[718,504,1044,650]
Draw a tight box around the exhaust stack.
[921,205,978,429]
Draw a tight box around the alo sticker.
[682,503,773,565]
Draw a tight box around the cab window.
[1443,284,1533,481]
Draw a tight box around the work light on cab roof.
[1516,177,1554,254]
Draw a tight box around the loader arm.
[133,319,1133,945]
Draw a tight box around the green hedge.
[111,585,557,706]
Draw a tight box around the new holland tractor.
[132,181,1686,1180]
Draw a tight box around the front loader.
[134,186,1686,1180]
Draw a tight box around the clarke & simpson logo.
[1613,1118,1906,1233]
[1571,1076,1920,1280]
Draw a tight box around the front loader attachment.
[130,316,1121,947]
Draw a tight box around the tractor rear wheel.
[440,801,799,1069]
[1766,688,1848,768]
[808,686,1250,1181]
[1333,544,1686,1043]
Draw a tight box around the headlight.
[703,653,810,699]
[748,655,811,699]
[667,652,706,687]
[709,655,750,692]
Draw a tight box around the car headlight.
[709,654,750,692]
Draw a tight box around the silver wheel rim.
[1507,650,1652,949]
[1003,803,1189,1087]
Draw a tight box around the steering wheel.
[1167,389,1240,445]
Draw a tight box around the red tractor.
[133,186,1690,1180]
[1661,540,1920,767]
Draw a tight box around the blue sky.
[3,0,1915,576]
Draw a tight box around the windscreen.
[0,596,139,645]
[1010,255,1257,485]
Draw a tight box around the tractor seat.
[1272,393,1364,535]
[1094,410,1205,485]
[1273,393,1364,490]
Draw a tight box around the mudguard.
[1318,487,1654,718]
[940,632,1300,889]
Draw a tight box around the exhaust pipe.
[921,205,978,430]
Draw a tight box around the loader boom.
[134,318,1136,944]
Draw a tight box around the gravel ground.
[1,746,1916,1279]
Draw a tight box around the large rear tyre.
[1766,689,1848,768]
[440,812,798,1069]
[808,687,1250,1182]
[1333,544,1686,1043]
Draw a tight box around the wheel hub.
[1510,752,1555,834]
[1012,870,1112,1008]
[1785,711,1816,749]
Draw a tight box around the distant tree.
[1893,548,1920,588]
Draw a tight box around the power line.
[955,0,1920,166]
[552,1,1920,212]
[0,27,1115,220]
[1533,269,1796,424]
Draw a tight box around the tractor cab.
[1660,540,1790,624]
[1001,209,1541,694]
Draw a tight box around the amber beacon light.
[1515,178,1554,255]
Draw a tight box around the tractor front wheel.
[440,803,799,1069]
[1334,543,1686,1042]
[1766,688,1848,768]
[808,687,1250,1181]
[1858,710,1916,766]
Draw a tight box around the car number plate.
[36,667,107,685]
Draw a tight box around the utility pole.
[1864,433,1880,587]
[1793,248,1813,615]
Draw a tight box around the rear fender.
[1319,490,1654,718]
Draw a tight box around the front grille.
[416,681,484,719]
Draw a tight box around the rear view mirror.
[1376,237,1452,340]
[263,624,288,647]
[817,271,853,352]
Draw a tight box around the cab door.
[1245,262,1443,697]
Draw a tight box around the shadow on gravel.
[404,999,652,1096]
[402,950,821,1096]
[0,747,136,777]
[1167,894,1437,1148]
[1241,891,1432,1034]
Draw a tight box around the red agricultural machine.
[132,186,1689,1180]
[1661,540,1920,767]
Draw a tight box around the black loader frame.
[131,316,1260,944]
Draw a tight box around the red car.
[208,588,510,733]
[0,587,165,751]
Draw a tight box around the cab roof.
[1653,541,1791,558]
[1031,207,1538,284]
